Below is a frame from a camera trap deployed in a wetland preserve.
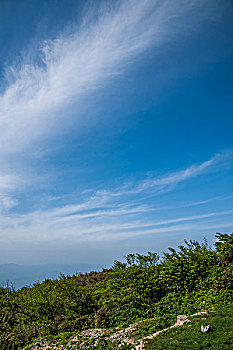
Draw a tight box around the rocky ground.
[23,311,210,350]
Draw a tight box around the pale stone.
[176,315,189,325]
[201,325,210,333]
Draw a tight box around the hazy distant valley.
[0,263,101,289]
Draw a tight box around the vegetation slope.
[0,232,232,349]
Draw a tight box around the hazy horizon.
[0,263,103,290]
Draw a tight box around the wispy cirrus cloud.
[0,151,232,246]
[0,174,18,192]
[0,0,225,219]
[0,0,221,154]
[1,200,233,245]
[0,174,19,212]
[95,151,232,198]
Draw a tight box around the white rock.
[201,325,210,333]
[176,315,189,325]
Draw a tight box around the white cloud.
[0,195,18,211]
[0,0,221,154]
[95,151,232,197]
[0,174,19,212]
[0,174,18,191]
[1,205,233,245]
[0,0,225,218]
[0,152,232,245]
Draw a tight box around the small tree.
[215,232,233,265]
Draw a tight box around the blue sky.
[0,0,233,265]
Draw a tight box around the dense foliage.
[0,233,232,349]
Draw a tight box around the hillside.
[20,306,233,349]
[0,232,232,350]
[21,306,233,349]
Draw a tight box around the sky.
[0,0,233,266]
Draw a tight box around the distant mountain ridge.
[0,263,101,289]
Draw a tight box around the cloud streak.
[95,151,232,198]
[0,152,232,246]
[0,0,220,154]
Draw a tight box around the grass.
[135,315,176,339]
[145,305,233,350]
